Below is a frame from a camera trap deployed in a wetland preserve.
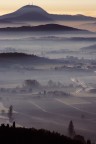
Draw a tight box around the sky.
[0,0,96,17]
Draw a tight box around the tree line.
[0,121,92,144]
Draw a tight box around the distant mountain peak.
[0,5,52,22]
[0,5,95,23]
[16,5,48,14]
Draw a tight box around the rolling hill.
[0,23,89,32]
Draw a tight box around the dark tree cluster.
[0,122,91,144]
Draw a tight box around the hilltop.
[0,5,53,22]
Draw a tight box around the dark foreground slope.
[0,124,87,144]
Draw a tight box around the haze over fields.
[0,4,96,143]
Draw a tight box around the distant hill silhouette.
[0,52,56,65]
[0,52,36,58]
[50,14,96,21]
[0,24,88,32]
[0,52,48,61]
[81,44,96,51]
[0,5,95,23]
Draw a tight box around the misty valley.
[0,30,96,142]
[0,4,96,143]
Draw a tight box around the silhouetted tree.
[24,79,40,89]
[68,120,75,138]
[1,124,5,128]
[13,121,15,128]
[74,135,86,144]
[6,124,9,128]
[8,105,13,121]
[87,140,91,144]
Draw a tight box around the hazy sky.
[0,0,96,17]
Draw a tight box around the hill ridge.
[0,23,89,32]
